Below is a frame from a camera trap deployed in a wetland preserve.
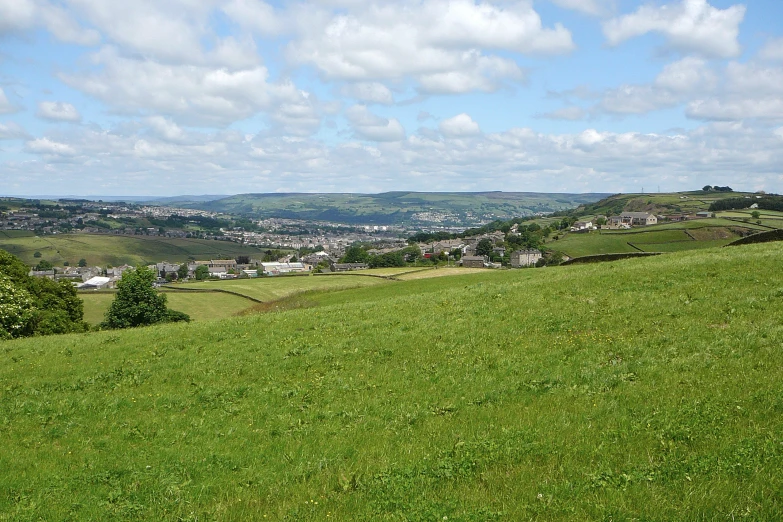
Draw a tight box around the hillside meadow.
[0,233,269,266]
[2,244,783,520]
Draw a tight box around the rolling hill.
[2,243,782,520]
[178,191,612,225]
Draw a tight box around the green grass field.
[80,291,257,325]
[0,233,269,266]
[3,243,783,520]
[554,220,766,258]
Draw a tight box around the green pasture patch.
[184,273,390,302]
[80,290,256,325]
[2,244,783,520]
[0,233,268,266]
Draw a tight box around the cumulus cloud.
[10,120,783,194]
[60,47,307,127]
[603,0,745,58]
[0,88,20,114]
[538,106,587,120]
[687,62,783,122]
[341,82,395,105]
[345,105,406,141]
[287,0,569,93]
[25,137,77,156]
[760,38,783,62]
[548,0,615,17]
[36,101,81,122]
[0,122,29,140]
[0,0,100,45]
[597,57,716,114]
[439,113,481,137]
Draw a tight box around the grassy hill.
[0,233,270,266]
[2,244,783,520]
[182,192,611,225]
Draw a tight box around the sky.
[1,0,782,197]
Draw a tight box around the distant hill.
[173,191,613,225]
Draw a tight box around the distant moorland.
[172,191,612,225]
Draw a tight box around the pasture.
[2,243,783,520]
[0,233,269,266]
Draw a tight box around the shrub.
[0,275,34,339]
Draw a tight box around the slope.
[2,244,783,520]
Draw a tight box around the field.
[553,219,770,258]
[0,233,269,266]
[2,243,783,520]
[80,291,258,325]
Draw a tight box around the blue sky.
[1,0,782,196]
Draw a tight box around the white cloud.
[548,0,615,17]
[221,0,286,35]
[760,37,783,62]
[0,87,19,114]
[287,0,569,93]
[686,98,783,121]
[25,137,77,156]
[341,82,394,105]
[0,0,99,45]
[0,122,29,140]
[0,0,37,34]
[345,105,406,141]
[10,121,783,194]
[775,127,783,140]
[686,62,783,122]
[597,57,715,115]
[36,101,82,122]
[439,113,480,137]
[603,0,745,58]
[60,47,305,127]
[538,106,587,120]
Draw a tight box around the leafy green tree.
[0,275,34,339]
[476,238,494,257]
[195,265,210,280]
[703,185,712,192]
[102,265,189,329]
[751,211,761,219]
[35,259,53,271]
[177,263,189,280]
[33,251,42,258]
[78,258,87,267]
[341,245,370,264]
[0,249,88,336]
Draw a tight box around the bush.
[0,275,34,339]
[102,266,170,329]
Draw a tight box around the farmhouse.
[618,212,658,226]
[461,255,487,268]
[510,249,542,268]
[571,221,593,232]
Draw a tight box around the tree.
[78,258,87,267]
[341,245,369,264]
[34,251,42,258]
[177,263,189,280]
[0,249,88,337]
[0,275,34,339]
[703,185,713,192]
[476,238,494,257]
[35,260,53,271]
[195,265,210,280]
[751,210,761,219]
[102,265,189,329]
